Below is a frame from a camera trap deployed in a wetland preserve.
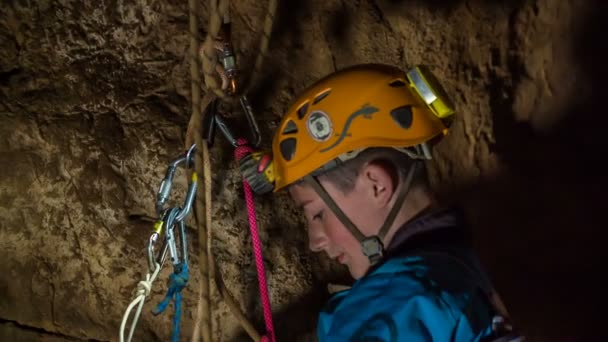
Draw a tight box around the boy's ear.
[360,162,395,208]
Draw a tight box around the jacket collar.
[386,206,470,254]
[363,205,471,277]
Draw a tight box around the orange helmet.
[271,63,454,192]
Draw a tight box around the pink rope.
[234,138,275,342]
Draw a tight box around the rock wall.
[1,0,606,340]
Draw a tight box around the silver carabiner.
[161,207,188,267]
[156,144,197,215]
[239,95,261,148]
[215,113,239,147]
[147,212,170,272]
[178,219,188,266]
[175,144,198,222]
[175,171,197,222]
[166,222,179,266]
[156,156,186,215]
[211,96,261,148]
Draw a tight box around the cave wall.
[1,0,606,340]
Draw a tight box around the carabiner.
[155,144,197,216]
[156,157,186,215]
[215,112,239,147]
[148,239,169,272]
[178,219,188,266]
[206,96,261,148]
[218,22,238,95]
[175,171,197,222]
[202,102,217,147]
[159,207,188,267]
[148,210,172,272]
[165,210,180,266]
[239,95,261,148]
[185,143,196,167]
[175,144,198,222]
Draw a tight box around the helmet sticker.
[319,104,379,153]
[306,110,333,142]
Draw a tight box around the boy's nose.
[308,225,328,252]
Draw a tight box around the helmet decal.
[306,110,333,142]
[320,103,379,153]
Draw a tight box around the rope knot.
[137,278,153,297]
[152,263,189,342]
[168,264,189,291]
[152,263,189,316]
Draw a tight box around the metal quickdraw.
[146,144,197,342]
[211,97,276,195]
[121,144,198,342]
[149,144,196,272]
[203,97,262,149]
[148,208,189,269]
[210,33,271,193]
[213,22,262,149]
[149,144,197,271]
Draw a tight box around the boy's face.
[289,175,384,279]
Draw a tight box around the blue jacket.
[317,207,498,341]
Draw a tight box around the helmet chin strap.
[303,161,419,265]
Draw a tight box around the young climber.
[251,64,520,341]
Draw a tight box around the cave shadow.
[231,288,331,342]
[244,0,314,127]
[244,0,351,150]
[326,2,351,47]
[433,0,608,340]
[230,260,351,342]
[228,198,352,341]
[381,0,527,10]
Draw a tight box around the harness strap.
[378,161,418,240]
[303,174,367,242]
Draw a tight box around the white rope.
[119,263,163,342]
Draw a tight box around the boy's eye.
[312,210,324,221]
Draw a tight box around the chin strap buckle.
[361,236,384,265]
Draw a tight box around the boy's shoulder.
[317,252,493,341]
